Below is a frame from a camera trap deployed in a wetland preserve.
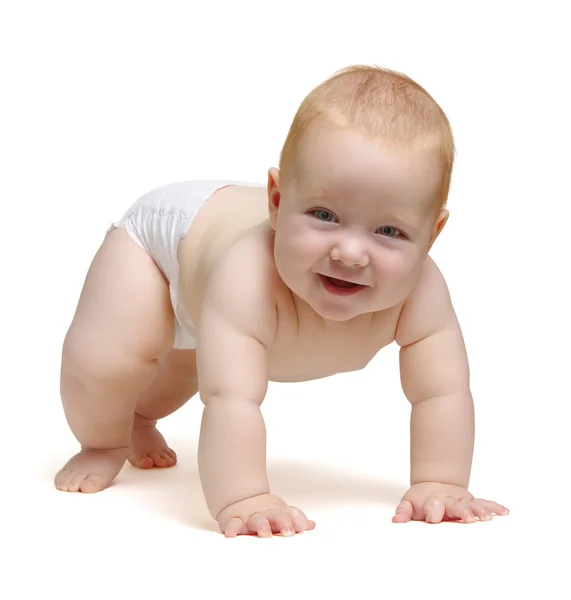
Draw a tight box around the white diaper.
[107,179,264,349]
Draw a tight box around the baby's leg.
[55,228,175,493]
[129,347,199,469]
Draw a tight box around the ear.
[267,167,281,231]
[427,208,449,251]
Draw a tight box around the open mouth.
[318,274,365,295]
[326,276,359,288]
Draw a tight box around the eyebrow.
[307,188,335,200]
[382,213,420,234]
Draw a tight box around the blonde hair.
[278,65,456,210]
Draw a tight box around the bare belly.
[177,185,400,382]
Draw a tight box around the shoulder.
[201,224,278,347]
[394,256,456,347]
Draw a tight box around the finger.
[287,507,314,532]
[423,496,446,524]
[248,513,273,538]
[392,499,413,523]
[223,517,244,538]
[445,499,476,523]
[475,499,510,516]
[266,511,295,537]
[470,500,493,521]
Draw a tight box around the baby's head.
[267,65,455,321]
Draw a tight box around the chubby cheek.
[375,250,421,289]
[277,223,320,267]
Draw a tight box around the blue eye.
[310,210,405,238]
[378,226,401,237]
[311,209,336,222]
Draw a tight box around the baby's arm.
[195,237,277,520]
[395,257,474,489]
[392,257,509,523]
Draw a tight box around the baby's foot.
[54,447,129,493]
[128,415,177,469]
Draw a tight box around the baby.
[55,65,509,537]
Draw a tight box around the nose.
[330,238,369,268]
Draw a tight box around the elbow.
[200,387,268,408]
[407,388,472,407]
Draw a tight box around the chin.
[314,310,345,321]
[312,303,362,321]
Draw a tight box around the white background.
[2,1,570,598]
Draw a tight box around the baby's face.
[269,123,447,322]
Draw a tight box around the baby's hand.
[392,482,510,524]
[217,493,316,538]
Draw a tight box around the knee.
[61,329,157,388]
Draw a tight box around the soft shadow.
[120,445,406,531]
[40,441,406,532]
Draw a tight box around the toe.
[164,448,177,462]
[129,453,154,469]
[68,472,87,493]
[140,456,154,469]
[158,450,175,467]
[54,470,69,491]
[150,452,167,467]
[80,474,105,493]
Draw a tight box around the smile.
[318,274,366,296]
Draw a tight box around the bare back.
[178,185,402,383]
